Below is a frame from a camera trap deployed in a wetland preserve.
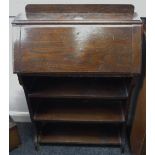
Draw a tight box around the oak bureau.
[12,4,143,153]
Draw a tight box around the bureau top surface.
[13,4,142,25]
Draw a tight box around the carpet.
[10,123,132,155]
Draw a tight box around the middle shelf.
[32,101,125,123]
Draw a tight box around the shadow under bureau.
[12,4,142,153]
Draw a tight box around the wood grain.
[25,4,134,14]
[14,25,141,74]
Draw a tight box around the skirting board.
[9,111,31,122]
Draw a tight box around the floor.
[10,123,132,155]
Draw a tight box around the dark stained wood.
[33,103,125,123]
[130,18,145,155]
[13,4,142,74]
[28,78,128,99]
[38,124,121,146]
[130,78,146,155]
[141,137,146,155]
[26,4,134,14]
[13,25,141,74]
[13,26,21,73]
[12,4,143,150]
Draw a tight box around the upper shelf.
[12,4,142,25]
[28,78,129,99]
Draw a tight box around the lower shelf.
[38,124,121,146]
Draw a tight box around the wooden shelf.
[33,103,125,123]
[28,78,128,99]
[38,124,121,146]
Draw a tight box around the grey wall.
[9,0,146,122]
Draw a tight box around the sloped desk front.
[13,25,141,74]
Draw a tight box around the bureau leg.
[121,145,125,154]
[34,135,40,151]
[121,125,126,154]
